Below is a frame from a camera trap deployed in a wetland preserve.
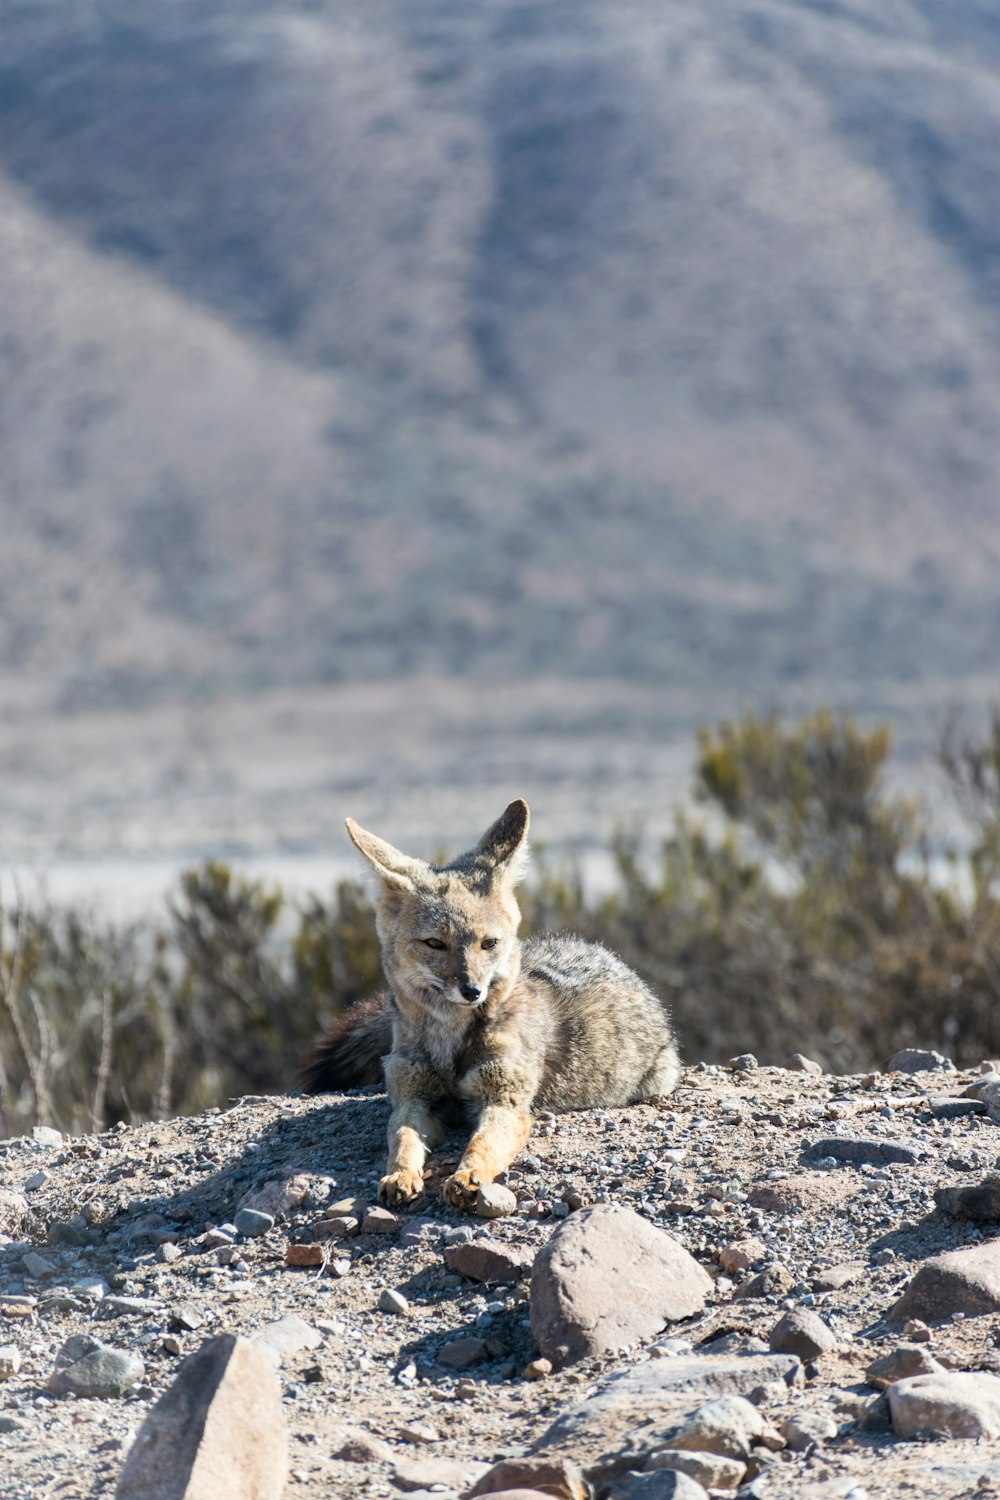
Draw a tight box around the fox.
[299,799,680,1210]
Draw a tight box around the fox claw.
[443,1168,483,1210]
[379,1169,425,1207]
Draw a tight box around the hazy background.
[3,0,1000,902]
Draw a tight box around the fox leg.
[380,1056,444,1207]
[443,1103,532,1210]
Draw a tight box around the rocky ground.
[4,1052,1000,1498]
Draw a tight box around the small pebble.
[233,1208,275,1238]
[378,1289,409,1315]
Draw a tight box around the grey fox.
[299,800,680,1209]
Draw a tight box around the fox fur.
[299,799,680,1210]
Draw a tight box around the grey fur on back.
[521,933,680,1112]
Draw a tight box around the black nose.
[460,983,482,1002]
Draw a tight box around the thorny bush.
[2,709,1000,1135]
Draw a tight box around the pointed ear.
[345,818,427,893]
[476,799,530,886]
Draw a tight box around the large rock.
[530,1205,711,1367]
[888,1239,1000,1324]
[48,1338,144,1398]
[658,1395,768,1460]
[803,1135,923,1166]
[934,1177,1000,1222]
[115,1334,287,1500]
[533,1353,800,1479]
[887,1372,1000,1439]
[768,1310,837,1360]
[885,1048,954,1074]
[468,1457,588,1499]
[866,1343,944,1389]
[444,1239,535,1285]
[248,1313,321,1364]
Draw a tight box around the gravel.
[0,1063,1000,1496]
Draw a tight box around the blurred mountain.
[2,0,1000,712]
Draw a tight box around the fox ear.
[476,799,530,887]
[345,818,427,893]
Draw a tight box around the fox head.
[345,800,530,1014]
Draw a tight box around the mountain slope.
[2,0,1000,708]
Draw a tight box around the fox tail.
[297,993,393,1093]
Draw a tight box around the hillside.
[2,0,1000,713]
[3,1060,1000,1497]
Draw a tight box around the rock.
[158,1243,183,1265]
[928,1098,986,1120]
[810,1261,864,1292]
[885,1048,954,1074]
[396,1422,439,1445]
[803,1136,923,1167]
[768,1310,837,1359]
[285,1243,325,1267]
[887,1371,1000,1439]
[530,1204,712,1366]
[475,1184,518,1218]
[533,1354,801,1477]
[888,1239,1000,1324]
[233,1209,274,1238]
[237,1177,309,1218]
[865,1343,944,1389]
[361,1206,400,1235]
[444,1239,535,1285]
[646,1449,745,1489]
[698,1333,768,1356]
[661,1395,768,1459]
[49,1340,144,1398]
[471,1493,569,1500]
[605,1472,708,1500]
[23,1251,57,1279]
[780,1411,839,1450]
[0,1345,21,1378]
[249,1314,321,1363]
[934,1176,1000,1222]
[169,1303,205,1333]
[728,1054,758,1072]
[747,1176,853,1213]
[963,1073,1000,1099]
[785,1054,823,1074]
[334,1428,395,1463]
[468,1456,587,1499]
[33,1125,63,1147]
[115,1333,287,1499]
[719,1239,767,1275]
[903,1319,932,1343]
[438,1336,488,1369]
[96,1295,162,1320]
[392,1455,490,1492]
[378,1289,409,1315]
[399,1220,443,1249]
[314,1216,359,1239]
[733,1264,795,1300]
[523,1358,553,1381]
[0,1190,30,1235]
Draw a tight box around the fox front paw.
[442,1167,485,1211]
[379,1169,425,1207]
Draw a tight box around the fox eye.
[422,938,447,951]
[481,937,499,951]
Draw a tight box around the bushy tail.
[297,993,393,1093]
